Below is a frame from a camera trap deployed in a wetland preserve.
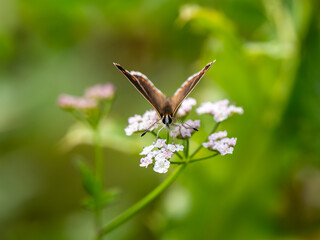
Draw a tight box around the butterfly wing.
[113,63,166,116]
[171,61,215,116]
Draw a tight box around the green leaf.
[76,158,101,198]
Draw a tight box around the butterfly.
[113,60,215,137]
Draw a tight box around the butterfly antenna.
[141,119,162,137]
[172,117,199,131]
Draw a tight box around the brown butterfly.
[113,61,215,136]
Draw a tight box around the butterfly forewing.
[113,63,166,116]
[171,61,215,115]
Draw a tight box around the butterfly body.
[113,61,215,135]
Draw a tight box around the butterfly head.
[162,114,173,127]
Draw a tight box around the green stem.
[184,139,189,159]
[93,127,104,238]
[189,153,219,163]
[98,164,186,237]
[94,127,104,184]
[170,153,219,164]
[189,122,220,159]
[175,152,183,159]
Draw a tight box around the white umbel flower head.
[197,99,243,122]
[203,130,237,155]
[139,141,184,174]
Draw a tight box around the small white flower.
[197,99,243,122]
[167,144,184,152]
[153,158,170,173]
[160,149,174,159]
[147,150,159,158]
[140,156,153,168]
[167,144,177,152]
[175,144,184,152]
[155,152,167,162]
[154,139,166,148]
[176,98,197,117]
[140,145,155,155]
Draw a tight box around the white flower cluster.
[140,139,184,173]
[203,130,237,155]
[58,83,116,111]
[196,99,243,122]
[125,110,160,136]
[171,120,200,138]
[176,98,197,117]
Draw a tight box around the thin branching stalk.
[175,152,183,159]
[184,139,189,159]
[94,127,104,238]
[98,164,186,238]
[170,153,218,164]
[189,122,220,159]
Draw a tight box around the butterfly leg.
[156,126,165,140]
[141,119,162,137]
[166,124,176,145]
[171,123,183,145]
[172,117,198,131]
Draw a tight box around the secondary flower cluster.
[140,139,184,173]
[203,131,237,155]
[85,83,115,100]
[58,95,97,110]
[197,99,243,122]
[58,83,115,111]
[58,83,116,128]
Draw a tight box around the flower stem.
[189,122,220,159]
[189,153,219,163]
[94,127,104,185]
[175,152,183,159]
[93,127,104,238]
[184,139,189,159]
[170,153,219,164]
[97,164,186,237]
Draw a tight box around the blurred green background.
[1,0,320,239]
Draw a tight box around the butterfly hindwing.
[171,61,215,115]
[113,63,166,116]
